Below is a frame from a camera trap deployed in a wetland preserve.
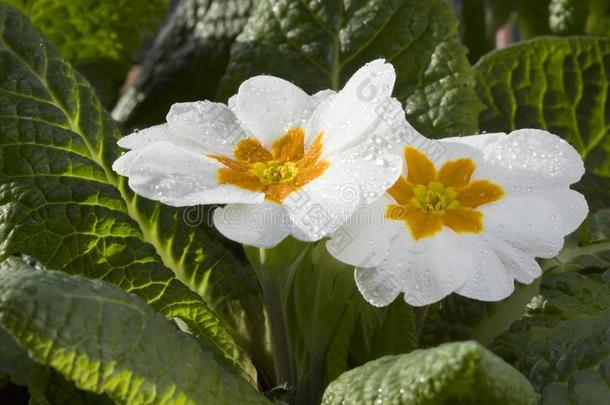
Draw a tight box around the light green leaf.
[492,270,610,403]
[217,0,482,138]
[4,0,168,104]
[0,259,269,405]
[113,0,257,128]
[0,326,112,405]
[0,4,257,381]
[322,341,537,405]
[474,36,610,210]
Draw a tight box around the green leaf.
[430,280,540,346]
[4,0,168,104]
[1,325,112,405]
[217,0,482,138]
[0,259,269,405]
[112,0,257,128]
[0,4,257,381]
[492,270,610,403]
[322,341,538,405]
[474,36,610,210]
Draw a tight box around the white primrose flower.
[327,129,589,306]
[113,59,403,248]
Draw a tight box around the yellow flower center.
[412,182,458,213]
[385,147,504,240]
[251,161,298,185]
[208,128,329,203]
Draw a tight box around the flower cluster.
[114,60,588,306]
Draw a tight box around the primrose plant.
[1,2,607,405]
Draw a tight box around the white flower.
[113,59,404,248]
[327,129,588,306]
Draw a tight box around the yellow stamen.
[385,146,504,240]
[209,128,328,202]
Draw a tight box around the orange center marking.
[208,128,329,203]
[386,147,504,240]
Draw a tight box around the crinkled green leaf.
[0,4,257,381]
[475,36,610,210]
[492,270,610,403]
[1,323,111,405]
[4,0,168,104]
[113,0,257,128]
[0,260,269,405]
[456,0,494,63]
[322,341,537,405]
[218,0,482,138]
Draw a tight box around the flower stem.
[259,269,295,388]
[414,305,429,342]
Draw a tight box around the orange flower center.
[385,147,504,240]
[208,128,329,203]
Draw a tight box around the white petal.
[330,146,402,203]
[306,59,396,155]
[283,163,363,241]
[326,195,402,268]
[454,234,515,301]
[467,129,584,190]
[357,230,472,307]
[354,266,402,307]
[481,194,566,258]
[234,75,313,147]
[213,203,291,248]
[442,132,506,151]
[117,124,175,150]
[166,101,246,155]
[113,142,264,206]
[528,188,588,236]
[485,236,541,284]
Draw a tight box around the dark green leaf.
[217,0,482,138]
[431,279,540,346]
[0,4,257,380]
[0,259,269,405]
[322,341,538,405]
[112,0,257,128]
[475,36,610,210]
[4,0,168,105]
[492,270,610,403]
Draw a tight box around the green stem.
[259,269,295,388]
[414,305,429,342]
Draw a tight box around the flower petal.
[405,147,437,185]
[326,195,402,268]
[357,230,472,307]
[117,124,175,150]
[484,236,541,284]
[454,234,515,301]
[283,163,363,241]
[454,129,585,191]
[165,101,246,156]
[234,75,313,147]
[481,194,568,258]
[213,203,291,248]
[437,158,476,188]
[113,142,264,206]
[306,59,396,155]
